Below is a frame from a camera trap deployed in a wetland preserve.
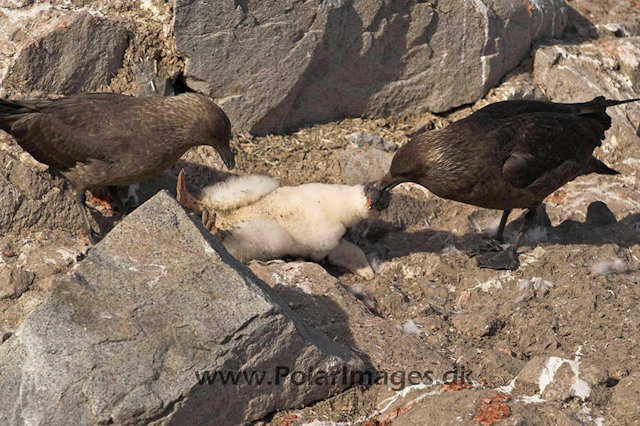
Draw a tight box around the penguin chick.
[177,170,381,279]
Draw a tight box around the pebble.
[0,268,35,299]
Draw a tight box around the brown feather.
[1,92,234,190]
[382,96,630,211]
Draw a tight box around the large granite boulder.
[0,145,83,236]
[2,12,128,95]
[0,191,363,425]
[174,0,567,134]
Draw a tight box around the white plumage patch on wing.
[201,175,279,210]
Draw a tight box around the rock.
[0,191,363,426]
[586,201,617,225]
[383,389,495,426]
[174,0,567,134]
[346,132,397,152]
[451,312,504,338]
[475,349,526,386]
[11,234,88,280]
[375,388,584,426]
[533,39,640,163]
[135,75,174,97]
[3,12,129,95]
[0,148,84,236]
[512,356,547,395]
[579,363,610,387]
[249,261,452,375]
[513,356,592,402]
[135,61,175,97]
[564,5,598,40]
[338,147,394,185]
[501,403,586,426]
[597,22,630,39]
[0,0,33,8]
[567,0,640,38]
[480,68,547,105]
[0,268,34,299]
[578,361,612,405]
[611,371,640,424]
[607,38,640,92]
[541,362,578,402]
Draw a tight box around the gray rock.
[579,361,611,405]
[533,39,640,162]
[596,23,630,39]
[513,356,549,396]
[579,363,609,387]
[346,131,397,152]
[377,387,586,426]
[3,12,128,95]
[451,312,504,338]
[586,201,617,226]
[480,69,547,105]
[135,75,174,97]
[514,356,592,402]
[378,191,434,231]
[174,0,567,134]
[611,371,640,424]
[135,61,175,97]
[249,261,452,376]
[497,404,585,426]
[567,0,640,38]
[541,362,577,402]
[0,191,363,426]
[609,39,640,92]
[0,268,34,299]
[0,0,34,8]
[8,233,87,281]
[338,147,393,185]
[0,149,84,236]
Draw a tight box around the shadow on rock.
[375,209,640,262]
[353,191,640,263]
[271,283,375,376]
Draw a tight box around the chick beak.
[366,197,373,210]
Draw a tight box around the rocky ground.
[2,0,640,425]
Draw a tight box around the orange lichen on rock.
[441,379,474,392]
[277,413,299,426]
[546,188,567,204]
[526,2,534,14]
[474,393,511,425]
[362,419,392,426]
